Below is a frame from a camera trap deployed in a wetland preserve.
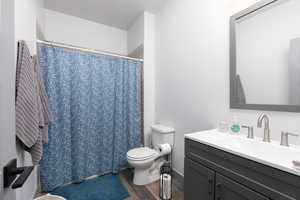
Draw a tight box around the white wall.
[44,9,128,55]
[0,0,17,200]
[155,0,300,176]
[155,0,229,175]
[127,12,156,146]
[226,0,260,15]
[127,14,144,55]
[15,0,45,53]
[143,12,156,146]
[14,0,45,199]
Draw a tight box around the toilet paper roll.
[160,174,172,200]
[158,143,172,156]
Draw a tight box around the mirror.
[230,0,300,112]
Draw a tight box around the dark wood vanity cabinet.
[185,158,215,200]
[184,138,300,200]
[185,158,267,200]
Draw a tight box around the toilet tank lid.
[151,124,175,134]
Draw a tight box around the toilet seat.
[127,147,157,161]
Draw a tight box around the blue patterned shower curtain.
[38,44,142,191]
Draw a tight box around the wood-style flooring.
[36,169,184,200]
[119,169,184,200]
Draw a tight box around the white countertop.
[185,129,300,177]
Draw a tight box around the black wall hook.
[3,159,34,189]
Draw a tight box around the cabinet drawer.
[216,174,269,200]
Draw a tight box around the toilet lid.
[127,147,157,160]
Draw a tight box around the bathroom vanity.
[184,130,300,200]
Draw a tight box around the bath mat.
[50,175,130,200]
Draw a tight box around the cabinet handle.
[208,179,213,194]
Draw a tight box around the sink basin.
[185,129,300,176]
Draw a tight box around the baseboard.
[172,168,184,188]
[172,168,184,178]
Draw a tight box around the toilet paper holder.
[160,162,172,200]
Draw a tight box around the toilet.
[127,124,175,185]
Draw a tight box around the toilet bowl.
[127,124,175,185]
[127,147,162,185]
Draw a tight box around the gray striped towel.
[33,55,53,143]
[16,41,52,165]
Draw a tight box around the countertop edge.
[185,130,300,177]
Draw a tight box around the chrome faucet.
[280,132,298,147]
[257,114,271,142]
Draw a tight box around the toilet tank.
[151,124,175,149]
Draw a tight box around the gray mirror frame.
[230,0,300,113]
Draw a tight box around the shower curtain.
[38,44,142,191]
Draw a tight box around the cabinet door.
[215,174,269,200]
[184,158,215,200]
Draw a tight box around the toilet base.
[133,167,160,185]
[133,158,165,185]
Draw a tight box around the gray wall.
[0,0,17,200]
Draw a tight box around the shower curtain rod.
[35,39,144,62]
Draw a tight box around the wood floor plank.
[119,169,184,200]
[119,169,157,200]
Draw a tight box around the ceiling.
[45,0,165,30]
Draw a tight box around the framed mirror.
[230,0,300,112]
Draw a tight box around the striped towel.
[16,41,52,165]
[33,55,52,143]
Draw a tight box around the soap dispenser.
[230,116,241,134]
